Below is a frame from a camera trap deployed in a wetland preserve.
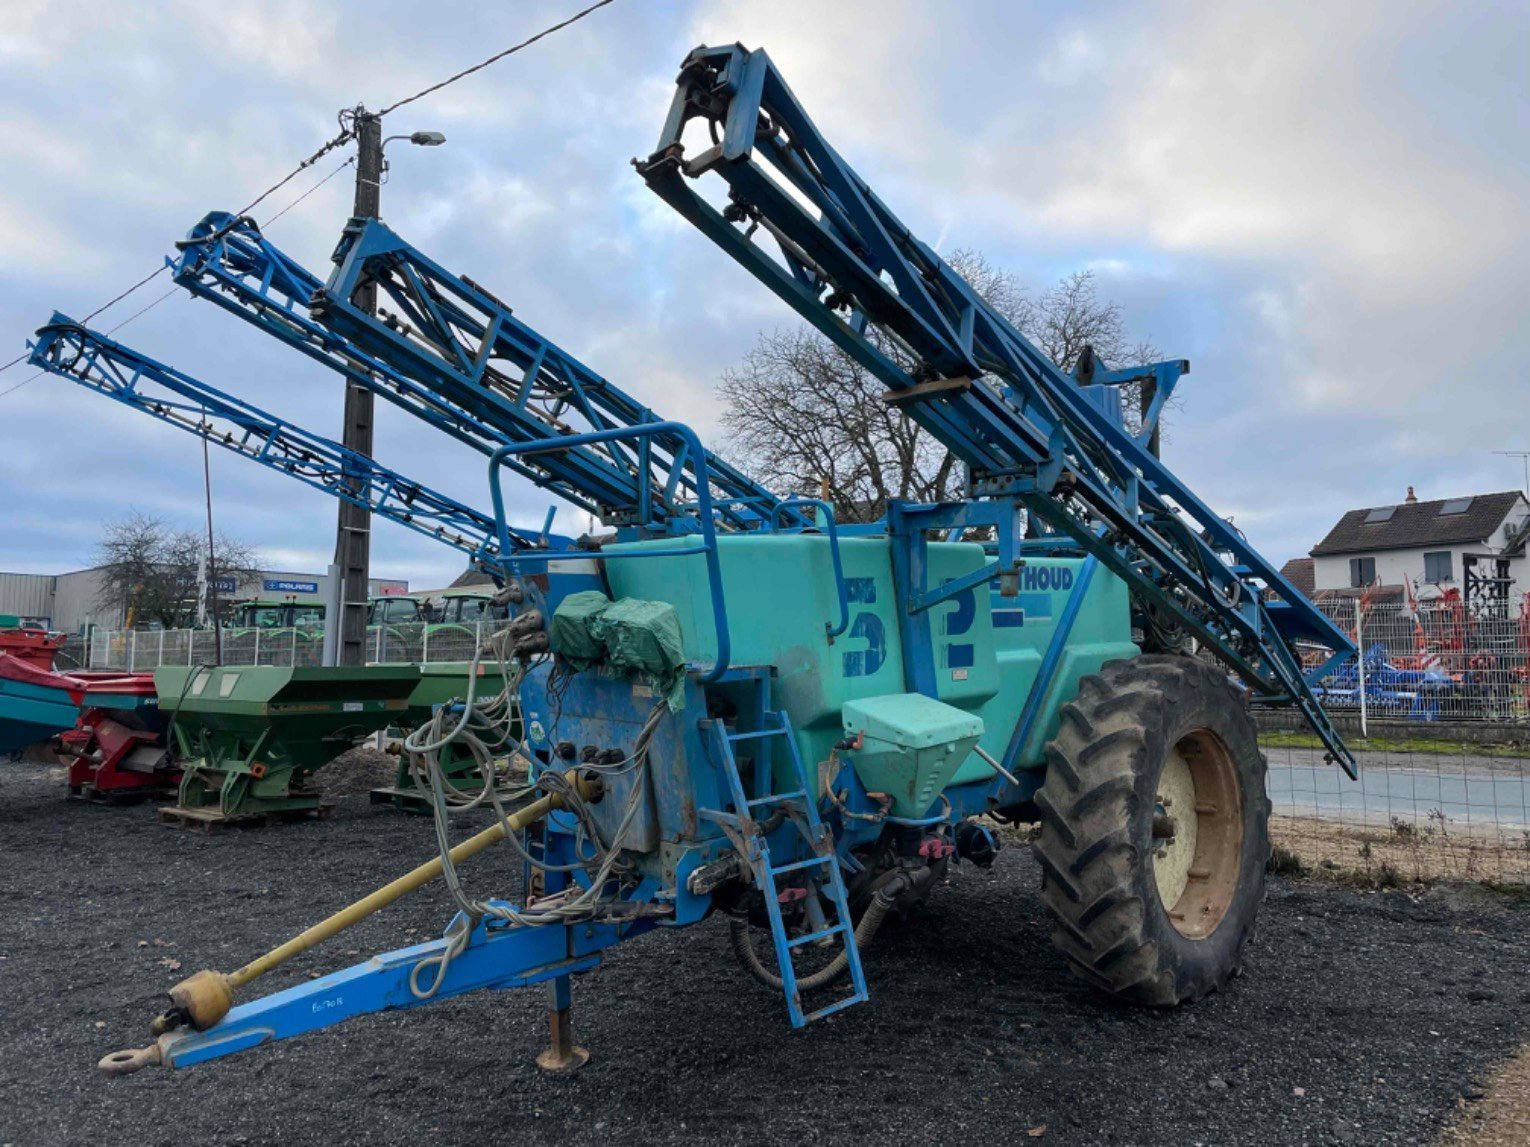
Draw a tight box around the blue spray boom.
[636,43,1355,774]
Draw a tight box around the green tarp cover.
[549,592,687,710]
[548,591,610,668]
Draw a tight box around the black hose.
[728,863,937,993]
[729,889,892,993]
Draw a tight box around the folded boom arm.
[171,213,803,535]
[28,315,541,565]
[638,44,1355,773]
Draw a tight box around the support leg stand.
[535,974,589,1074]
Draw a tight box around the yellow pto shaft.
[148,771,600,1044]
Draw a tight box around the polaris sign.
[263,579,320,595]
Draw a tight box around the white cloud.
[0,0,1526,579]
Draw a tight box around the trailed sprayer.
[40,45,1353,1077]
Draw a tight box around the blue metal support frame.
[26,314,552,565]
[489,422,733,682]
[155,908,621,1069]
[638,44,1357,774]
[883,500,1025,696]
[1073,351,1188,450]
[1003,555,1099,776]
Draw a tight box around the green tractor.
[365,595,427,664]
[421,587,507,661]
[223,598,326,667]
[365,589,508,665]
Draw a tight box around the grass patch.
[1270,814,1530,888]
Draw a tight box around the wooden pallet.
[156,801,336,831]
[69,783,174,806]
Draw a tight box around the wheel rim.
[1151,729,1243,939]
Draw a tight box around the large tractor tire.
[1032,654,1270,1005]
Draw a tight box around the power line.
[378,0,617,116]
[0,372,38,401]
[263,155,355,227]
[80,264,172,325]
[2,156,360,403]
[1,0,619,377]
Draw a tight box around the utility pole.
[332,106,383,666]
[201,414,223,665]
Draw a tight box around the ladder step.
[747,789,805,808]
[769,855,834,877]
[787,923,850,949]
[726,726,785,743]
[803,993,867,1023]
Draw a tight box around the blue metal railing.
[767,497,849,642]
[489,422,733,682]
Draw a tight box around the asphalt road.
[2,758,1528,1147]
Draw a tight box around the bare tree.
[95,511,262,628]
[719,254,1161,522]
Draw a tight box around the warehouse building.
[0,567,408,632]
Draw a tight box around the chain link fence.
[1293,592,1529,724]
[77,621,498,671]
[1259,588,1530,886]
[1265,737,1530,887]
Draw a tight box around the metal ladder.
[700,708,869,1026]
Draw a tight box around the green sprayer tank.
[601,535,1136,800]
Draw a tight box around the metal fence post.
[422,622,430,665]
[1354,598,1369,738]
[129,629,137,672]
[254,628,261,667]
[158,629,165,668]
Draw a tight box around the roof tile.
[1310,491,1524,557]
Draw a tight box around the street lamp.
[379,131,447,188]
[384,130,447,149]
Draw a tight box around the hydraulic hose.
[728,866,932,993]
[729,892,890,993]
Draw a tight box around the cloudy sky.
[0,0,1524,589]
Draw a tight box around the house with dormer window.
[1308,488,1530,609]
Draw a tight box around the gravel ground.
[3,758,1529,1147]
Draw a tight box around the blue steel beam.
[27,314,551,566]
[143,909,627,1071]
[170,212,802,535]
[638,44,1356,773]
